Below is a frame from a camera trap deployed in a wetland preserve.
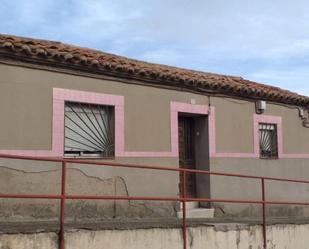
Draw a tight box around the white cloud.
[1,0,309,96]
[139,49,185,65]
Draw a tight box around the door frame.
[177,112,211,204]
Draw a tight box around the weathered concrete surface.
[210,157,309,218]
[0,164,176,222]
[0,233,58,249]
[3,217,309,234]
[1,223,309,249]
[2,158,309,220]
[65,224,309,249]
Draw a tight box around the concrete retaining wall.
[1,223,309,249]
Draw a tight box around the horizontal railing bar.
[185,198,309,206]
[66,195,181,202]
[66,195,264,204]
[0,194,62,199]
[1,154,309,185]
[64,159,268,182]
[2,193,309,206]
[265,201,309,206]
[3,155,309,249]
[0,154,63,162]
[260,176,309,184]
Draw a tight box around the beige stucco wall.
[0,63,208,151]
[210,158,309,217]
[0,157,179,221]
[1,62,309,219]
[1,62,309,154]
[213,96,309,154]
[212,97,255,153]
[266,104,309,154]
[1,63,309,154]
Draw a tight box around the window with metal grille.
[259,123,278,159]
[64,101,115,158]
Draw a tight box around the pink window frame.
[122,102,212,157]
[1,88,309,159]
[0,89,212,158]
[253,114,283,158]
[211,114,283,158]
[52,88,125,157]
[0,88,125,157]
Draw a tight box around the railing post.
[261,178,267,249]
[59,161,67,249]
[182,171,187,249]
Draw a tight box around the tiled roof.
[0,34,308,107]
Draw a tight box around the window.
[64,101,114,158]
[259,123,278,159]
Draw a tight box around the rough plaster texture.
[1,224,309,249]
[1,63,309,154]
[0,63,208,152]
[1,63,309,219]
[210,158,309,218]
[0,161,176,222]
[2,156,309,219]
[212,96,309,155]
[0,233,58,249]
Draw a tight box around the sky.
[1,0,309,96]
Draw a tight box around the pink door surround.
[1,88,309,159]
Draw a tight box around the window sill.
[259,157,279,160]
[64,155,115,160]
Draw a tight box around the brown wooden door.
[178,116,197,197]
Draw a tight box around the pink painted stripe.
[171,102,209,114]
[1,88,309,159]
[0,89,212,158]
[211,114,309,159]
[124,102,210,157]
[211,114,283,159]
[115,106,125,156]
[281,154,309,159]
[0,88,125,158]
[122,151,177,157]
[208,106,216,157]
[0,150,61,157]
[212,153,257,158]
[213,153,309,159]
[53,88,124,106]
[253,114,283,158]
[170,110,179,156]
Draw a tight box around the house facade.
[1,34,309,221]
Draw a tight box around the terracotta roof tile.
[0,34,308,107]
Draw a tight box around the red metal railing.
[1,154,309,249]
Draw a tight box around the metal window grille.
[259,123,278,159]
[64,101,114,157]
